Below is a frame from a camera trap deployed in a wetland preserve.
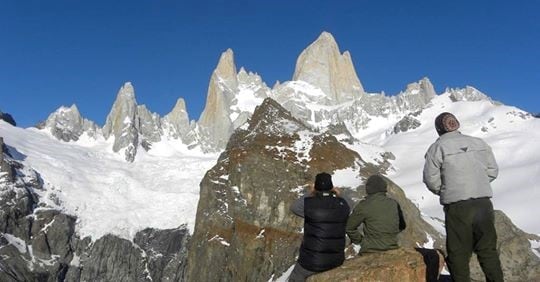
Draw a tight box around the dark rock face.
[326,122,356,144]
[0,144,190,282]
[393,115,421,134]
[0,137,14,182]
[0,151,74,281]
[134,227,190,281]
[0,111,16,127]
[76,234,151,282]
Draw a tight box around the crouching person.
[346,174,406,254]
[288,172,351,282]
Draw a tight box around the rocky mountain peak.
[195,49,241,151]
[102,82,140,162]
[292,31,365,104]
[39,104,98,142]
[214,48,238,87]
[118,82,135,99]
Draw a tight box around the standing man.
[423,112,503,282]
[289,172,350,282]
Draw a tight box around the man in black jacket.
[288,172,350,281]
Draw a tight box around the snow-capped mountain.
[1,31,540,281]
[4,30,540,236]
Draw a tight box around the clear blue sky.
[1,0,539,127]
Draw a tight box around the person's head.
[314,172,333,191]
[434,112,460,136]
[366,174,387,195]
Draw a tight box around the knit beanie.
[314,172,333,191]
[434,112,460,136]
[366,175,387,194]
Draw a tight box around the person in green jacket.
[346,174,406,254]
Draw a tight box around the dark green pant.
[444,198,503,282]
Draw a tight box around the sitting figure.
[288,172,351,282]
[346,174,406,254]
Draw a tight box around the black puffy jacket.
[298,192,350,272]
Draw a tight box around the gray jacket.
[423,131,498,204]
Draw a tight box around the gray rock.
[292,31,365,103]
[133,226,190,281]
[326,122,356,144]
[0,137,14,182]
[469,211,540,281]
[162,98,191,142]
[0,111,16,126]
[196,49,237,151]
[137,104,162,150]
[38,104,98,142]
[103,82,139,162]
[448,86,493,103]
[393,115,422,134]
[77,234,151,282]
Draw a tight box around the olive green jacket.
[346,192,405,253]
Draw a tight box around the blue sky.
[1,0,539,127]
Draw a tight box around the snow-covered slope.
[356,93,540,234]
[0,121,218,240]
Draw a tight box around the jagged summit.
[196,50,238,150]
[39,103,98,142]
[292,31,365,103]
[214,48,237,86]
[102,82,140,161]
[33,33,520,161]
[162,98,191,141]
[118,82,135,98]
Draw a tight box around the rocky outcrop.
[393,113,422,134]
[308,248,443,282]
[448,86,493,103]
[468,211,540,281]
[395,78,437,111]
[64,226,189,282]
[292,32,365,104]
[0,111,16,126]
[186,98,364,281]
[134,227,190,281]
[0,137,13,182]
[0,148,74,281]
[38,104,98,142]
[185,98,443,281]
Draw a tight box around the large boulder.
[308,248,444,282]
